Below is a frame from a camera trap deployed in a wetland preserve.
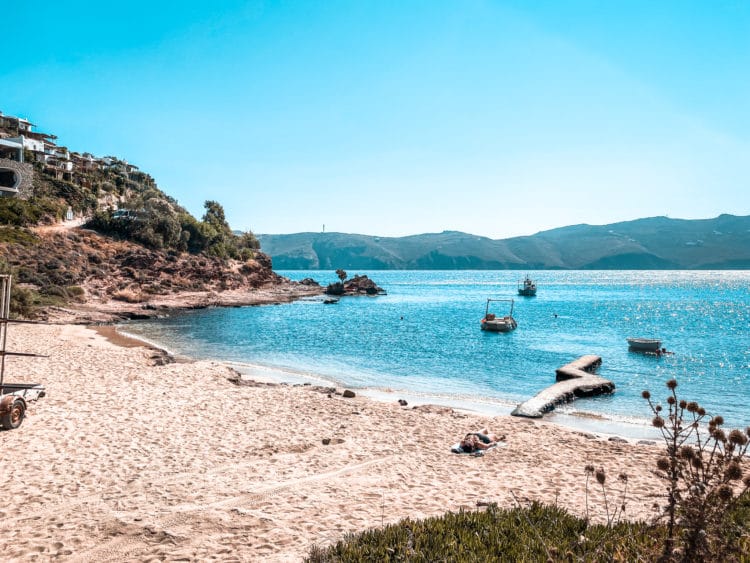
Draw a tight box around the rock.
[150,352,175,366]
[322,437,345,445]
[226,376,278,388]
[342,389,356,398]
[325,282,345,296]
[608,436,629,443]
[123,312,155,320]
[343,275,385,295]
[398,399,408,406]
[637,440,657,446]
[412,404,454,415]
[326,275,386,296]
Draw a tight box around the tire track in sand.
[68,456,393,563]
[7,455,261,525]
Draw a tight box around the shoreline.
[43,280,326,324]
[3,321,669,561]
[114,324,662,442]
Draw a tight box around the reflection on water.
[122,270,750,429]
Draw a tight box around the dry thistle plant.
[579,465,631,561]
[583,464,629,527]
[643,379,750,562]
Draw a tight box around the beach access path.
[2,323,668,561]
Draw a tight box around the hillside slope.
[0,111,289,318]
[0,224,287,319]
[258,214,750,270]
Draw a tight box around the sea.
[120,270,750,438]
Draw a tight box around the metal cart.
[0,275,46,430]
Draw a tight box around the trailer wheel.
[1,399,25,430]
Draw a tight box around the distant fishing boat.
[481,299,517,332]
[518,275,537,297]
[627,337,661,352]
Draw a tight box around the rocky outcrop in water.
[325,274,385,296]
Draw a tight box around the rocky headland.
[1,223,323,324]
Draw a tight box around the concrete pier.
[511,355,614,418]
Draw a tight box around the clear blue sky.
[4,1,749,238]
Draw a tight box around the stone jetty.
[511,355,614,418]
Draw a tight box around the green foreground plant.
[306,502,659,562]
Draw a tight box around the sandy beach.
[1,321,669,562]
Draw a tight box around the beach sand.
[1,322,668,562]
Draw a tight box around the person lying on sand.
[459,430,506,453]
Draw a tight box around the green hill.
[0,110,272,317]
[258,214,750,270]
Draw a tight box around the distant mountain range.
[257,214,750,270]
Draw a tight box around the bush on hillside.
[0,197,64,226]
[36,177,99,214]
[0,226,39,245]
[9,285,36,318]
[87,199,260,259]
[0,260,46,318]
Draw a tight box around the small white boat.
[627,337,662,352]
[518,275,537,297]
[481,299,517,332]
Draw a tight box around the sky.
[3,0,749,238]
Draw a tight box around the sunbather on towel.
[459,430,506,453]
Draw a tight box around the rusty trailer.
[0,275,46,430]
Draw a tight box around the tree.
[202,200,232,239]
[336,269,347,284]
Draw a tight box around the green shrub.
[9,286,36,318]
[66,285,84,297]
[306,502,660,562]
[37,178,98,214]
[41,285,69,299]
[112,288,145,303]
[325,282,344,296]
[0,192,72,227]
[0,227,38,245]
[65,286,86,303]
[87,199,260,260]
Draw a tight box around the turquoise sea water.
[121,270,750,431]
